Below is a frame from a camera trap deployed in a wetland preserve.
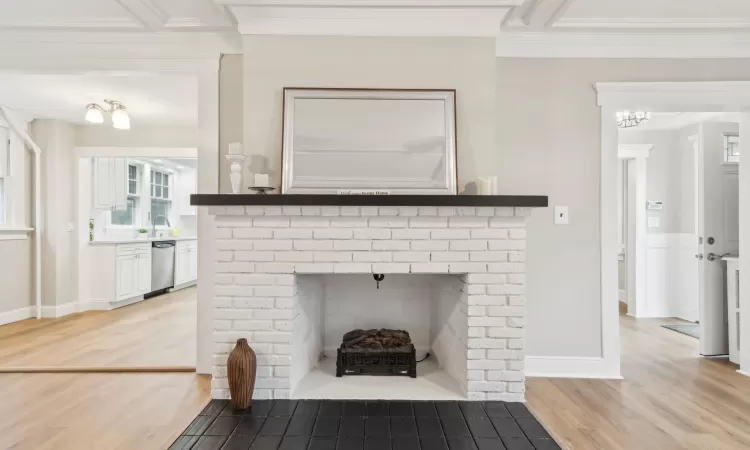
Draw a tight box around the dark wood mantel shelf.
[191,194,548,208]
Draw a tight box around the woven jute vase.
[227,338,257,409]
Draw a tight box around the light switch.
[67,222,74,232]
[648,217,660,228]
[554,206,569,225]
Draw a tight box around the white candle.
[254,173,269,187]
[228,142,243,155]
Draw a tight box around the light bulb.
[85,104,104,124]
[111,106,130,130]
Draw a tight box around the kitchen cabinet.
[175,240,198,286]
[115,243,151,301]
[176,170,197,216]
[93,157,128,210]
[726,257,740,364]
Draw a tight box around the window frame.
[0,118,32,240]
[107,162,142,229]
[150,168,172,228]
[724,132,740,164]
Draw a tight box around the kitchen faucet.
[153,215,171,238]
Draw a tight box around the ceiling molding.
[554,17,750,29]
[216,0,525,6]
[503,0,575,28]
[595,82,750,111]
[495,31,750,58]
[115,0,169,30]
[0,18,142,31]
[618,144,652,159]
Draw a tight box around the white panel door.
[116,254,137,300]
[136,253,152,294]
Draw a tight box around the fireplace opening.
[336,328,417,378]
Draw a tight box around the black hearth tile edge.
[171,400,561,450]
[191,194,549,208]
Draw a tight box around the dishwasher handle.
[152,242,176,249]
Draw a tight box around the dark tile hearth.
[173,400,560,450]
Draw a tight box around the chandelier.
[617,111,650,128]
[85,99,131,130]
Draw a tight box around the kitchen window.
[725,133,740,164]
[151,169,171,226]
[111,164,140,226]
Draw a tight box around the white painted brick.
[487,263,525,274]
[291,217,331,228]
[373,241,410,251]
[508,339,524,350]
[431,252,469,262]
[370,217,409,228]
[234,297,276,309]
[275,274,295,285]
[254,332,292,343]
[208,206,227,215]
[274,366,291,378]
[509,229,527,240]
[411,241,448,251]
[360,206,379,216]
[274,389,291,399]
[314,229,353,240]
[214,286,251,297]
[234,274,275,285]
[490,217,526,228]
[378,207,399,216]
[334,263,372,273]
[466,284,486,295]
[411,263,450,273]
[243,206,265,215]
[215,251,233,262]
[275,252,314,263]
[216,217,251,228]
[508,252,525,262]
[372,263,411,273]
[488,240,526,251]
[450,240,487,251]
[467,370,485,381]
[226,206,246,215]
[214,309,254,320]
[275,320,293,331]
[354,229,391,240]
[215,228,233,239]
[432,230,470,240]
[393,252,430,263]
[468,339,507,349]
[295,263,335,273]
[509,296,525,306]
[487,350,525,360]
[282,206,302,216]
[468,327,485,338]
[254,240,293,251]
[449,217,488,228]
[470,252,508,262]
[508,317,525,328]
[256,367,273,378]
[214,320,231,330]
[274,344,291,355]
[397,207,419,216]
[275,229,314,239]
[331,218,368,228]
[507,360,525,371]
[437,207,456,216]
[466,274,507,284]
[468,360,506,370]
[340,206,360,216]
[234,320,274,331]
[254,217,290,228]
[468,317,507,328]
[507,382,526,393]
[314,252,352,262]
[467,349,486,360]
[476,207,495,217]
[495,207,515,217]
[334,240,371,251]
[455,207,476,216]
[488,306,525,317]
[257,355,292,366]
[467,295,507,306]
[468,381,507,393]
[236,251,274,262]
[217,240,253,251]
[392,229,431,240]
[354,252,392,263]
[488,328,524,338]
[410,217,448,228]
[467,306,486,316]
[234,228,273,239]
[418,207,437,216]
[294,240,333,251]
[321,206,340,216]
[514,207,532,217]
[262,206,282,216]
[215,297,233,308]
[275,298,294,309]
[471,229,509,239]
[487,285,525,295]
[449,263,487,273]
[468,392,487,401]
[215,262,255,273]
[507,274,526,285]
[254,286,296,297]
[252,312,293,323]
[301,206,321,216]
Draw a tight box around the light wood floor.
[527,315,750,450]
[0,287,196,368]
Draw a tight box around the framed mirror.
[281,88,457,194]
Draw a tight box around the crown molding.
[595,82,750,110]
[496,31,750,58]
[554,17,750,29]
[216,0,525,6]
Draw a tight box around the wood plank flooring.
[527,315,750,450]
[0,288,196,368]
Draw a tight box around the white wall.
[75,125,198,149]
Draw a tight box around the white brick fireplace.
[208,204,532,402]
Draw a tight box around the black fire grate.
[336,329,417,378]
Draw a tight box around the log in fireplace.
[336,329,417,378]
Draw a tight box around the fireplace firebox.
[336,329,417,378]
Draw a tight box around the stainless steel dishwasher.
[151,240,176,292]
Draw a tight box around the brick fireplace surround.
[199,197,546,403]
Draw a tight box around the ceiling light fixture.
[617,111,650,128]
[84,104,104,124]
[105,99,130,130]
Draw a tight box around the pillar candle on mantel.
[254,173,269,187]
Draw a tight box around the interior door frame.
[596,82,750,380]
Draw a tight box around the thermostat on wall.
[647,201,663,210]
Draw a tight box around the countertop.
[191,194,548,208]
[89,236,198,245]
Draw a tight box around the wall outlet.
[554,206,569,225]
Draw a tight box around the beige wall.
[496,58,750,358]
[75,125,199,148]
[219,54,244,194]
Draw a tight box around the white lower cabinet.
[726,258,741,365]
[175,240,198,286]
[115,244,152,301]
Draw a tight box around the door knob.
[695,253,704,260]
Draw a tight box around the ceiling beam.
[115,0,169,30]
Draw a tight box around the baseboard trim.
[525,356,623,379]
[737,370,750,378]
[0,306,35,325]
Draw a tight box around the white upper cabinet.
[93,157,128,210]
[176,169,197,216]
